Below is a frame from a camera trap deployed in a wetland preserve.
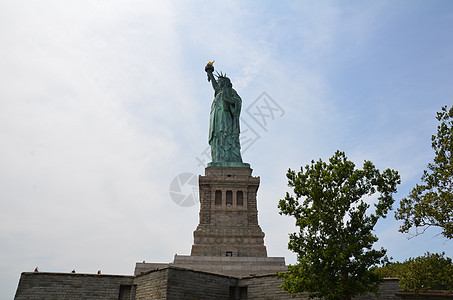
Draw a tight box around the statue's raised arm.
[205,61,218,91]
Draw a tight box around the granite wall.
[15,272,135,300]
[16,266,450,300]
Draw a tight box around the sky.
[1,1,453,298]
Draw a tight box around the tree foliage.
[374,252,453,295]
[278,151,400,300]
[395,105,453,239]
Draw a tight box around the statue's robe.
[209,86,243,163]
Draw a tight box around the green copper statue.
[205,61,249,167]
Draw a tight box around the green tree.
[374,253,453,295]
[395,105,453,239]
[400,253,453,295]
[372,261,408,279]
[278,151,400,300]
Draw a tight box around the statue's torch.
[205,60,214,82]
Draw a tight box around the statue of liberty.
[205,61,248,167]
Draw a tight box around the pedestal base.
[134,255,287,277]
[207,161,250,168]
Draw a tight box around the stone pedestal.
[134,166,286,278]
[190,166,267,257]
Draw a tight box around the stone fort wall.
[15,272,135,300]
[16,266,435,300]
[15,267,238,300]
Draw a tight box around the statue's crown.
[215,71,228,79]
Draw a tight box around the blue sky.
[1,1,452,298]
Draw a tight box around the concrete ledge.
[20,272,133,279]
[134,262,170,275]
[395,290,453,298]
[174,255,285,264]
[171,255,286,277]
[135,256,287,277]
[204,166,253,177]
